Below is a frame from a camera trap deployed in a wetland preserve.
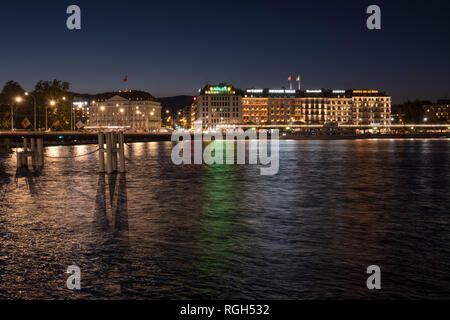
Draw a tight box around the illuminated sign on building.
[268,89,296,94]
[73,101,88,106]
[205,86,235,95]
[246,89,263,93]
[353,90,379,94]
[332,90,346,94]
[306,89,322,93]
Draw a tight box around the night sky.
[1,0,449,102]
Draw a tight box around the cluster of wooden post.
[16,137,44,169]
[98,131,125,174]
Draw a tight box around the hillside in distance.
[157,95,195,113]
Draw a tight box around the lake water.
[0,139,449,299]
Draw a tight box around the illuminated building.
[242,96,268,124]
[72,98,90,127]
[351,90,391,126]
[243,89,391,126]
[195,84,243,128]
[424,100,450,123]
[243,89,301,124]
[328,91,352,123]
[301,90,327,124]
[88,90,162,131]
[176,104,194,129]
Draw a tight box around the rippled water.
[0,139,449,299]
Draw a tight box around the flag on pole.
[21,117,31,129]
[296,75,300,82]
[296,75,301,90]
[287,76,292,81]
[123,75,128,82]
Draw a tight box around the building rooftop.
[73,90,158,103]
[199,83,243,95]
[243,88,389,98]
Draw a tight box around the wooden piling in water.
[112,132,118,172]
[22,138,28,167]
[118,131,125,173]
[98,132,105,173]
[37,138,44,167]
[16,150,22,169]
[106,132,113,174]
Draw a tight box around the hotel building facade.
[193,84,243,128]
[242,89,391,126]
[88,90,162,132]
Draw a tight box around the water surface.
[0,139,449,299]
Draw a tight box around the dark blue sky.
[1,0,449,102]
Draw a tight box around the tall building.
[194,84,243,128]
[88,90,162,132]
[243,89,391,126]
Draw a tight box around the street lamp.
[165,110,173,127]
[45,100,56,131]
[24,92,38,130]
[11,96,23,130]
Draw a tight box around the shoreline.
[282,133,450,140]
[0,132,449,149]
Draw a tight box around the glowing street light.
[46,100,58,131]
[23,92,38,130]
[10,96,24,130]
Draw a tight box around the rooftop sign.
[306,89,322,93]
[268,89,296,94]
[205,86,235,95]
[353,90,379,94]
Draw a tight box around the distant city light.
[247,89,263,93]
